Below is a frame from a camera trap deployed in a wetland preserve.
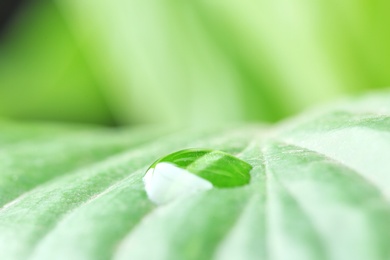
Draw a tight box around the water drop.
[143,149,252,205]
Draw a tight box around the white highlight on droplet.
[143,162,213,205]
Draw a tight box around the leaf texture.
[1,90,390,260]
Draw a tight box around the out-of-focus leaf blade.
[55,0,390,125]
[0,1,114,125]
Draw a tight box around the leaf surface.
[1,91,390,260]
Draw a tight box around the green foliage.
[0,1,114,125]
[0,90,389,259]
[1,1,390,125]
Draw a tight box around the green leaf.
[1,90,390,259]
[53,0,390,125]
[0,1,114,125]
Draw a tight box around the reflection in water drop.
[143,149,252,205]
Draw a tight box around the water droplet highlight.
[143,149,252,205]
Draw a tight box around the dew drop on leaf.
[143,149,252,205]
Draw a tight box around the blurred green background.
[0,0,389,127]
